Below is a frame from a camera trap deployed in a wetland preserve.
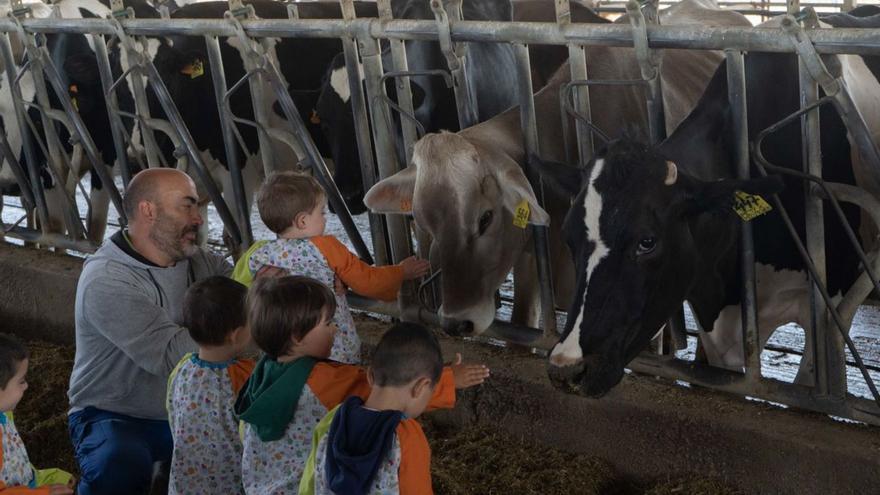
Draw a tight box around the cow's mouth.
[442,318,474,337]
[547,355,623,398]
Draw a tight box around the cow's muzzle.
[441,317,475,337]
[547,354,623,398]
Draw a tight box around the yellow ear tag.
[733,190,772,221]
[310,110,321,125]
[513,199,530,229]
[181,59,204,79]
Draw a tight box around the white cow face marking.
[329,65,351,104]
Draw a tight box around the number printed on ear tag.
[513,199,530,229]
[733,191,772,221]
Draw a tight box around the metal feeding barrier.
[0,0,879,424]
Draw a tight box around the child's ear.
[411,376,433,398]
[293,212,307,229]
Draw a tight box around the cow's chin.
[439,298,496,337]
[547,354,625,398]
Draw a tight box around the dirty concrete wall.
[0,243,79,344]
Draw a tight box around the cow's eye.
[637,236,657,255]
[478,210,493,235]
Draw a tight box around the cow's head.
[365,131,549,335]
[537,139,782,397]
[315,52,426,215]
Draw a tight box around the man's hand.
[255,265,285,280]
[450,353,490,389]
[399,256,431,280]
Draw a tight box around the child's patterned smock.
[0,411,72,493]
[166,353,255,495]
[246,236,405,364]
[241,363,455,495]
[299,407,434,495]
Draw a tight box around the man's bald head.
[123,169,195,221]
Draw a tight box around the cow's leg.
[698,305,745,371]
[794,293,848,386]
[512,251,541,329]
[42,183,68,251]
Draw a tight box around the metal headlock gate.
[1,0,880,424]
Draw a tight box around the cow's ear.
[682,175,784,216]
[363,166,417,214]
[498,167,550,226]
[526,154,583,201]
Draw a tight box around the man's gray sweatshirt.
[68,233,232,420]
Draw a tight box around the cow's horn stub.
[664,161,678,186]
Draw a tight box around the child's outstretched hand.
[450,353,490,389]
[399,256,431,280]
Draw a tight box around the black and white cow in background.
[540,22,880,396]
[0,0,157,243]
[146,0,378,246]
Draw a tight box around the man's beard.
[149,209,200,262]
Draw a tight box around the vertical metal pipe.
[0,33,49,230]
[430,0,476,129]
[93,35,133,190]
[123,40,163,169]
[239,43,277,176]
[358,28,413,274]
[205,34,253,249]
[798,51,842,399]
[555,0,593,166]
[376,0,418,165]
[514,43,555,336]
[727,50,761,381]
[339,0,389,266]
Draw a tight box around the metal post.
[556,0,593,166]
[0,33,49,231]
[339,0,389,266]
[376,0,418,165]
[205,34,253,249]
[430,0,476,128]
[357,26,414,292]
[727,50,761,381]
[93,35,134,190]
[626,0,665,144]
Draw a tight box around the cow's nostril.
[442,318,474,337]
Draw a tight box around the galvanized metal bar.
[205,34,253,249]
[93,34,134,190]
[376,0,418,165]
[224,13,277,176]
[626,0,665,144]
[1,224,97,253]
[0,119,35,212]
[357,26,415,295]
[430,0,477,128]
[115,36,163,169]
[556,0,593,166]
[4,19,880,56]
[339,0,389,266]
[727,49,761,381]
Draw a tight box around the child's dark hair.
[0,334,28,390]
[247,276,337,359]
[370,322,443,386]
[183,276,248,346]
[257,171,325,234]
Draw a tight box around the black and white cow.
[541,44,880,396]
[146,0,378,244]
[0,0,157,242]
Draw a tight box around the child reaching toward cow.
[0,334,74,494]
[233,171,431,364]
[234,275,489,494]
[165,276,255,495]
[299,322,482,495]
